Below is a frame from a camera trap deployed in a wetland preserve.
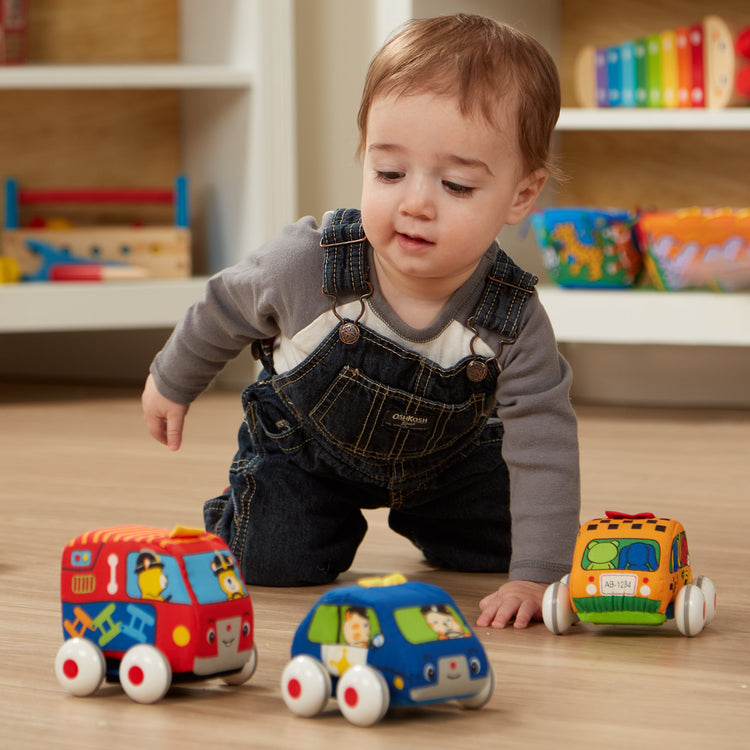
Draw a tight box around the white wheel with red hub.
[336,665,390,727]
[281,655,331,717]
[55,638,106,697]
[119,644,172,703]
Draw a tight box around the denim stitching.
[473,251,537,341]
[272,325,498,480]
[313,366,484,445]
[230,403,266,566]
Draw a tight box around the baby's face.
[360,91,544,299]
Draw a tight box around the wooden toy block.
[2,226,191,279]
[1,175,191,279]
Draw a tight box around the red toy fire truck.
[55,525,257,703]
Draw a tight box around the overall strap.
[472,248,539,342]
[320,209,536,343]
[320,208,370,296]
[255,209,371,377]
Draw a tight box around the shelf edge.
[556,107,750,131]
[0,279,208,333]
[538,286,750,346]
[0,64,255,90]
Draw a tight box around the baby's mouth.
[397,232,434,250]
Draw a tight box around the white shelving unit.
[0,0,296,336]
[2,0,748,360]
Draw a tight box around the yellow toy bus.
[542,512,716,636]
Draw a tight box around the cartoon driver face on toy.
[342,607,371,647]
[420,605,468,640]
[210,551,245,600]
[135,550,168,600]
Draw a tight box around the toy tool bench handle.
[3,175,189,229]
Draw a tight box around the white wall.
[294,0,378,222]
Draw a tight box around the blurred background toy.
[574,15,750,109]
[531,205,750,292]
[1,175,191,281]
[0,254,19,282]
[636,207,750,291]
[18,238,150,282]
[529,207,642,288]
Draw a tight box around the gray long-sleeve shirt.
[151,213,580,582]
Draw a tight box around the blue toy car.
[280,574,494,726]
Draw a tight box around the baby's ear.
[507,168,548,225]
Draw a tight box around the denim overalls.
[204,209,538,586]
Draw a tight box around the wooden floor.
[1,382,748,749]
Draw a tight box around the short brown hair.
[357,14,561,177]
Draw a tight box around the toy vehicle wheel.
[119,644,172,703]
[281,655,331,717]
[336,665,390,727]
[542,581,575,634]
[55,638,106,697]
[674,583,706,637]
[695,575,717,625]
[223,644,258,685]
[458,662,495,710]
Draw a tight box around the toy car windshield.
[581,537,661,572]
[183,550,249,603]
[394,604,471,643]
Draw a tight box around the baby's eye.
[375,170,403,183]
[443,181,474,197]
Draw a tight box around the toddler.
[142,13,580,629]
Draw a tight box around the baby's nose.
[400,179,436,219]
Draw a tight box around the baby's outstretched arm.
[476,580,547,629]
[142,373,189,451]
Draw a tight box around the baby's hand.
[141,374,189,451]
[476,580,547,629]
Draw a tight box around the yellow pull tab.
[357,572,408,588]
[170,525,205,538]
